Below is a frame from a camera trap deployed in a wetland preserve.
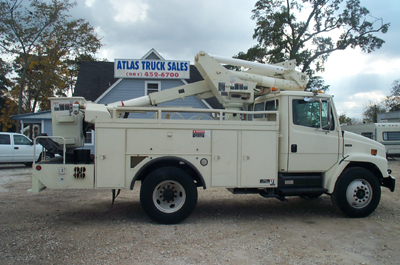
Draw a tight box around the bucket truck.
[32,51,395,224]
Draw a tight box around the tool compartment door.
[211,130,238,187]
[241,130,278,187]
[95,128,126,188]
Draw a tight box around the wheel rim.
[152,180,186,213]
[346,179,373,209]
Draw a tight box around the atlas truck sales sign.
[114,59,190,79]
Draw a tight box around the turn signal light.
[371,149,377,156]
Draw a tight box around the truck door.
[13,134,35,163]
[288,97,340,172]
[0,134,14,163]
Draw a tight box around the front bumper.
[381,175,395,192]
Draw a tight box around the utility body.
[32,51,395,224]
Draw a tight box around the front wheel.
[332,167,381,218]
[140,167,198,224]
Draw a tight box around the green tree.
[62,53,104,96]
[0,97,18,131]
[13,51,67,112]
[384,79,400,111]
[339,113,353,125]
[0,58,11,106]
[0,58,17,131]
[238,0,390,90]
[0,0,102,130]
[362,101,386,123]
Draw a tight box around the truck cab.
[0,132,45,166]
[253,91,340,174]
[251,90,393,203]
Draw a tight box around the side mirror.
[320,99,332,131]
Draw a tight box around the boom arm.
[107,51,308,111]
[48,51,309,148]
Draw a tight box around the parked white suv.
[0,132,49,166]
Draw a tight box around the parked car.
[0,132,52,166]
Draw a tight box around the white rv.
[342,123,400,155]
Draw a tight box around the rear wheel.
[140,167,198,224]
[332,167,381,218]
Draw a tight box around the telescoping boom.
[106,51,308,112]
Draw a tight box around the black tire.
[332,167,381,218]
[140,167,198,224]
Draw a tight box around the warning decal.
[192,130,211,138]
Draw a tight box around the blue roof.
[12,111,52,120]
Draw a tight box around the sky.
[69,0,400,120]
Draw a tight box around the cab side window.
[13,135,32,145]
[361,132,373,139]
[265,100,279,111]
[292,99,334,130]
[254,102,264,118]
[253,100,279,119]
[0,134,11,145]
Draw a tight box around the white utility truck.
[342,123,400,156]
[32,51,395,224]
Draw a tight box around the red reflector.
[36,165,42,171]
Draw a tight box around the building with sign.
[77,49,220,152]
[13,49,220,153]
[12,49,219,153]
[73,48,215,109]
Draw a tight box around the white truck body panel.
[92,108,279,190]
[32,163,94,190]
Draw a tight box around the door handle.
[291,144,297,153]
[14,147,19,150]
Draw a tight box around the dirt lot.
[0,161,399,265]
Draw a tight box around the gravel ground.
[0,161,399,265]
